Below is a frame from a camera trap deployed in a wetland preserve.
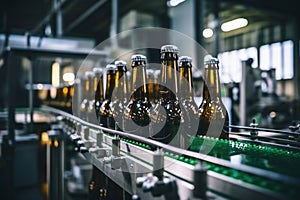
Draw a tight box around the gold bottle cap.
[160,44,179,53]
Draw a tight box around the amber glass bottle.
[85,71,95,122]
[150,45,182,145]
[80,71,93,121]
[124,54,151,137]
[178,56,199,149]
[108,60,128,131]
[98,64,116,127]
[94,67,104,122]
[197,56,229,139]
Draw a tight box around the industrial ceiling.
[0,0,299,44]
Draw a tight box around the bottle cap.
[85,71,94,78]
[204,55,219,64]
[93,67,103,74]
[114,60,128,72]
[105,64,116,71]
[179,56,192,68]
[160,44,179,53]
[131,54,147,62]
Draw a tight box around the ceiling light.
[202,28,214,38]
[221,18,248,32]
[63,72,75,82]
[52,61,60,87]
[167,0,186,7]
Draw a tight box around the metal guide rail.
[40,105,300,200]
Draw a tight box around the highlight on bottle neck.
[105,64,116,99]
[160,45,179,96]
[85,71,94,92]
[179,56,194,98]
[114,60,128,100]
[203,55,221,97]
[131,54,148,99]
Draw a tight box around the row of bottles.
[80,44,229,148]
[41,84,74,113]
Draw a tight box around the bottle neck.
[87,76,93,100]
[105,71,115,100]
[95,74,104,102]
[113,70,128,102]
[179,64,194,100]
[160,53,179,99]
[131,63,148,100]
[203,63,222,100]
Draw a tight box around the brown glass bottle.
[85,71,95,122]
[98,64,116,128]
[80,71,93,121]
[178,56,199,149]
[124,54,151,137]
[108,60,128,131]
[94,67,104,122]
[197,56,229,139]
[66,84,74,110]
[150,45,182,145]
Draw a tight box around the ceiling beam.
[64,0,108,33]
[31,0,69,35]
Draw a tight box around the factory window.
[259,40,294,80]
[259,44,271,70]
[282,40,293,79]
[218,47,258,83]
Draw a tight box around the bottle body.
[150,45,182,145]
[80,71,93,121]
[94,68,104,122]
[178,56,199,149]
[124,55,151,138]
[108,60,128,131]
[197,57,229,139]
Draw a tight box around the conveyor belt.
[39,105,300,199]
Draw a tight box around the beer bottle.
[178,56,199,149]
[80,71,92,121]
[65,84,74,110]
[85,71,95,122]
[150,45,182,145]
[124,54,151,137]
[108,60,128,131]
[98,64,116,128]
[93,67,104,122]
[197,56,229,139]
